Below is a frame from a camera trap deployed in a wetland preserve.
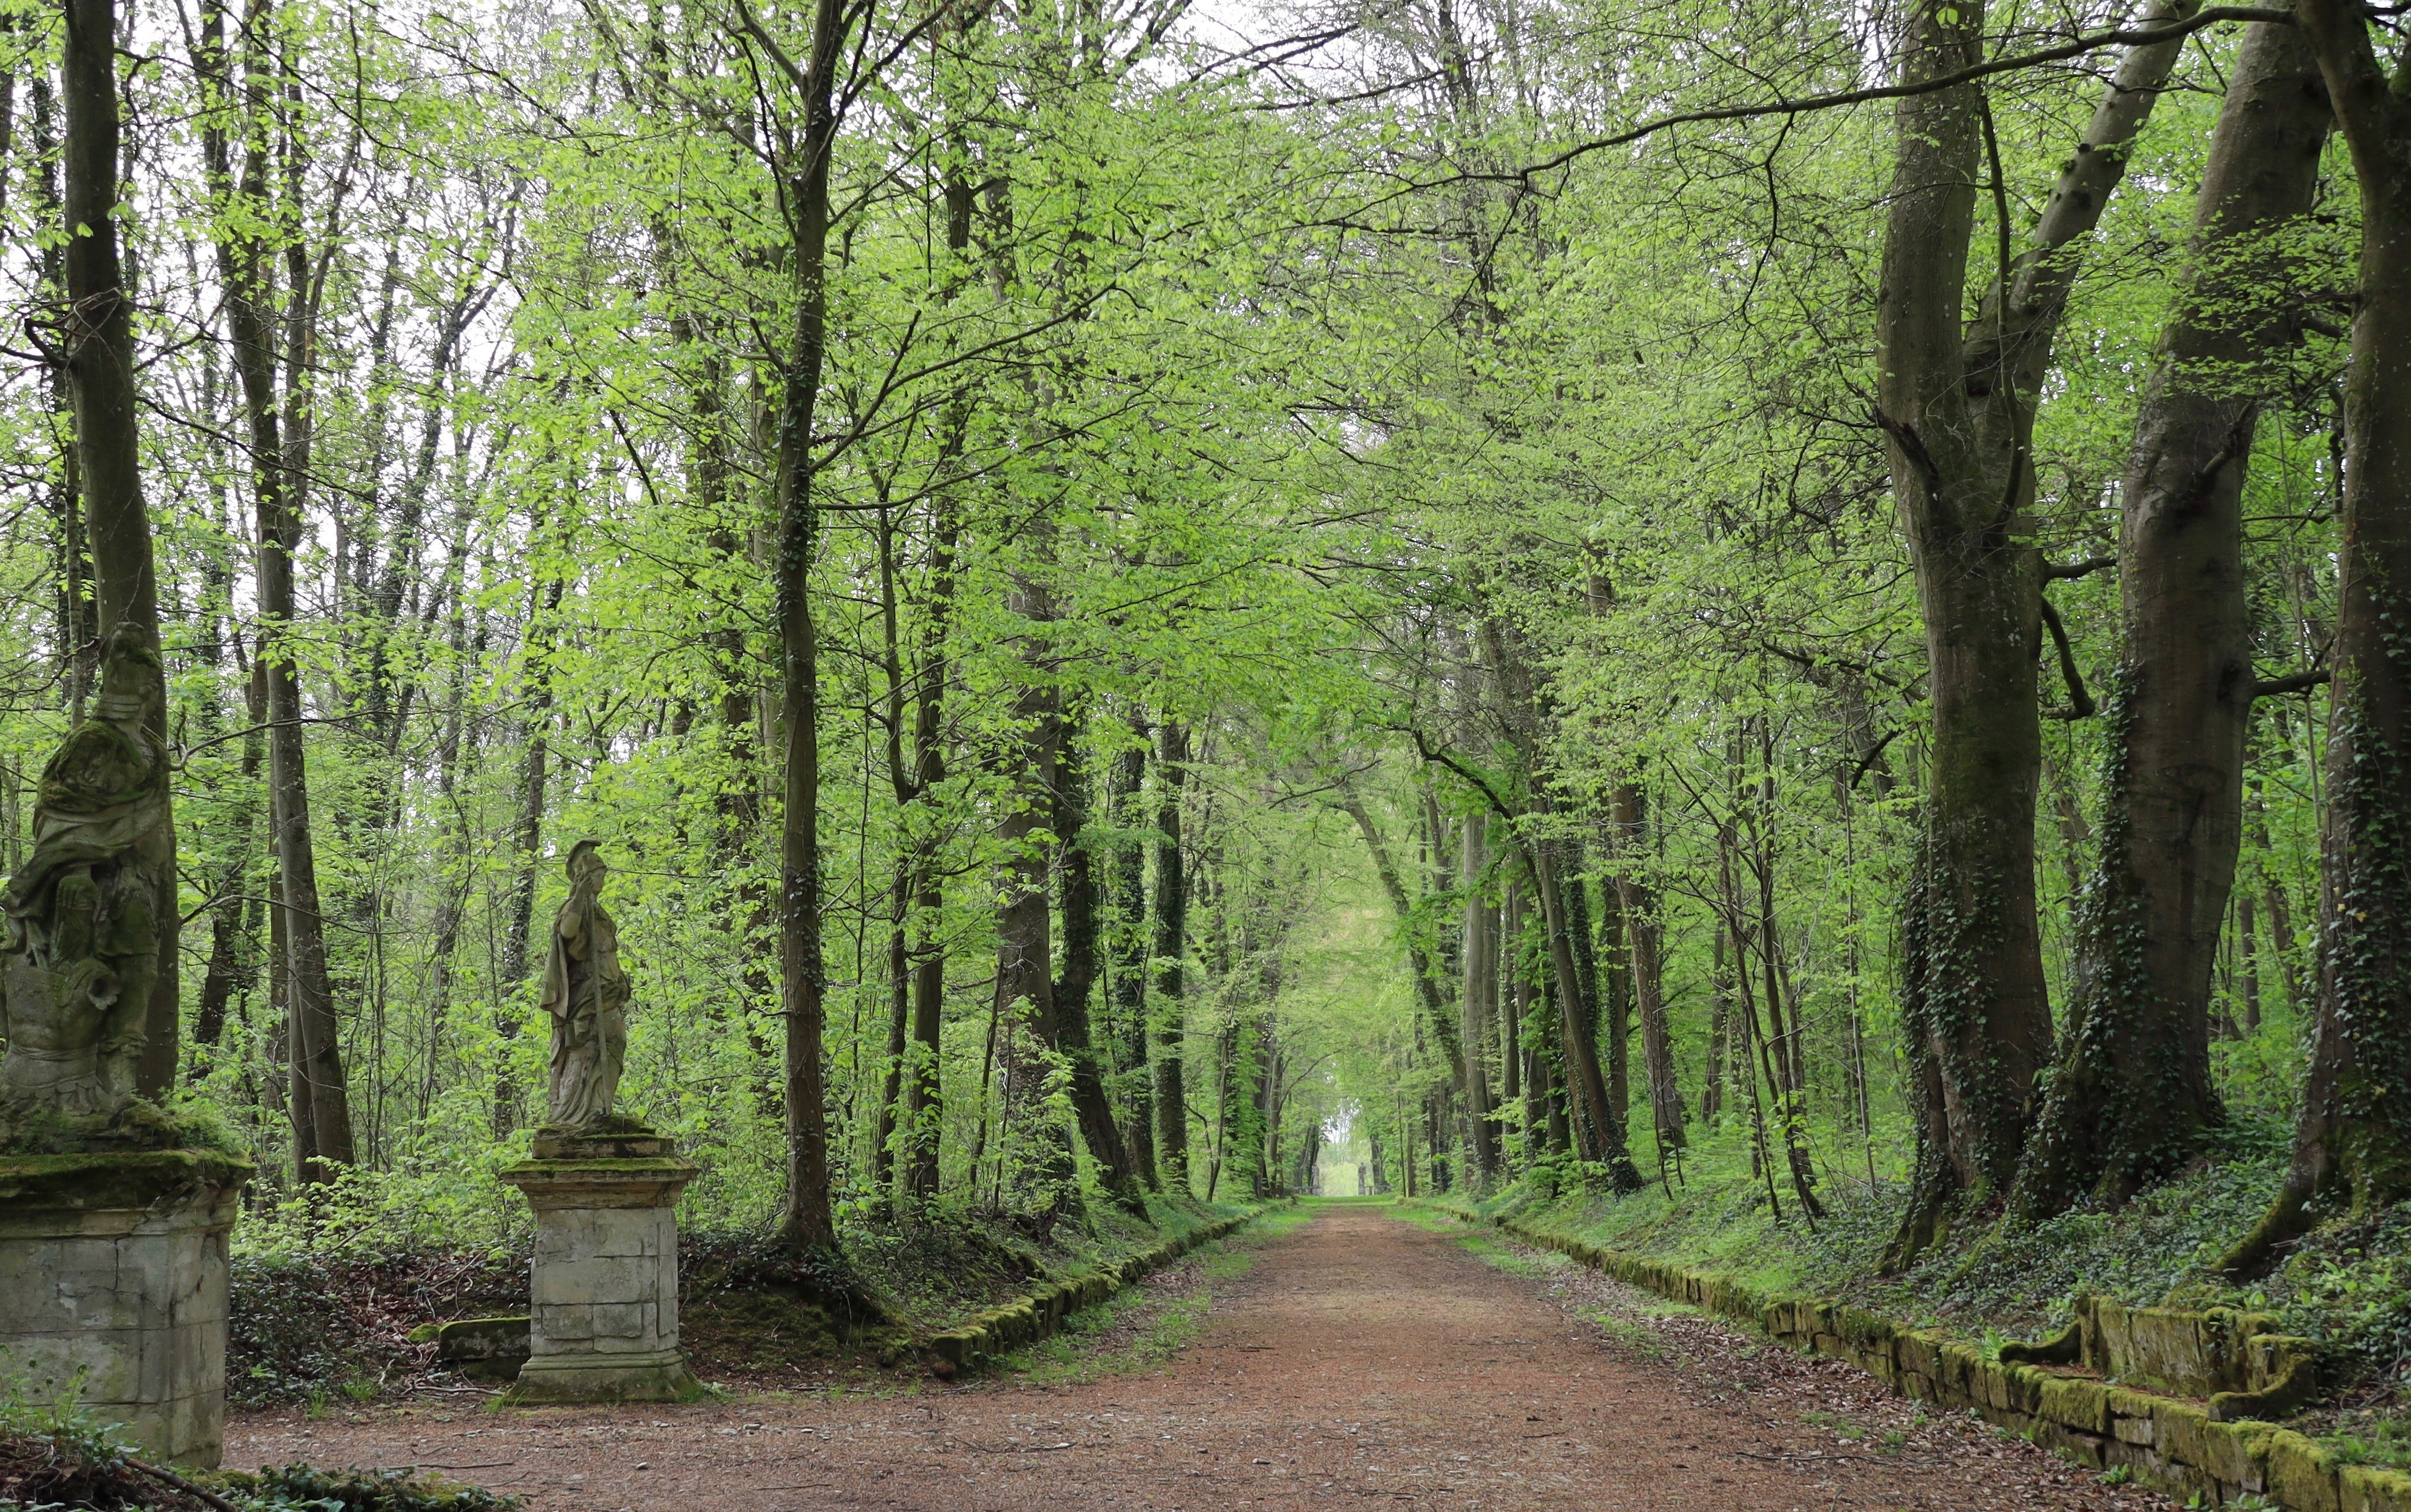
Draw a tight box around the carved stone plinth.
[0,1150,251,1466]
[497,1136,701,1402]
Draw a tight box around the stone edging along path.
[1405,1199,2411,1512]
[920,1207,1258,1376]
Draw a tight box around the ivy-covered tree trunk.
[2016,19,2332,1222]
[1876,0,2193,1265]
[2224,0,2411,1276]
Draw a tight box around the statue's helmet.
[567,839,606,884]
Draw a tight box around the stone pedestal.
[0,1150,252,1467]
[497,1132,700,1402]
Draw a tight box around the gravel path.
[226,1201,2169,1510]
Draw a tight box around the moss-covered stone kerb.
[1401,1200,2411,1512]
[922,1211,1255,1376]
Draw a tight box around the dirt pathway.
[229,1201,2161,1511]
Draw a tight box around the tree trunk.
[200,0,350,1175]
[1609,782,1686,1151]
[1050,733,1145,1213]
[1461,815,1499,1181]
[1591,865,1631,1130]
[1152,721,1192,1189]
[2014,18,2331,1221]
[872,861,909,1201]
[901,159,976,1204]
[762,0,851,1251]
[195,659,266,1053]
[2222,0,2411,1276]
[1495,873,1520,1107]
[1876,0,2194,1262]
[62,0,176,1094]
[1527,840,1642,1189]
[495,569,561,1137]
[1109,732,1157,1188]
[1703,923,1731,1123]
[1343,790,1466,1086]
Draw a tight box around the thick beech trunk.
[1527,838,1643,1190]
[2016,20,2332,1220]
[1876,0,2194,1264]
[2225,0,2411,1275]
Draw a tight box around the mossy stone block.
[2037,1373,2112,1435]
[2194,1420,2274,1493]
[2341,1462,2411,1512]
[2267,1429,2342,1512]
[1897,1331,1945,1382]
[1939,1341,1983,1397]
[2149,1395,2215,1468]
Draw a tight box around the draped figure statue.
[539,841,632,1132]
[0,626,170,1123]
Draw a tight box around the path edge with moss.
[1402,1197,2408,1512]
[920,1207,1262,1376]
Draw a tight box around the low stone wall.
[922,1209,1258,1375]
[1412,1200,2411,1512]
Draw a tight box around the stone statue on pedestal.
[502,841,695,1401]
[539,840,632,1133]
[0,626,169,1125]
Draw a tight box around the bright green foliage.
[0,0,2367,1374]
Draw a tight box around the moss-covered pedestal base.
[497,1136,701,1403]
[0,1150,252,1466]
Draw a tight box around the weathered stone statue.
[501,841,697,1401]
[0,626,169,1123]
[0,628,251,1469]
[539,839,631,1133]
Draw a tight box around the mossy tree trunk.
[1876,0,2196,1265]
